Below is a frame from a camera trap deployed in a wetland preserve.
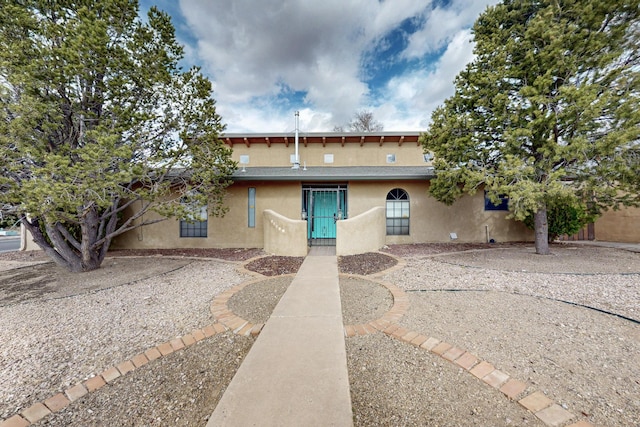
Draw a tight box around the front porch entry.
[302,184,347,246]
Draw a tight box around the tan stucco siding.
[594,206,640,243]
[231,142,427,167]
[112,182,304,250]
[346,181,532,244]
[112,180,533,251]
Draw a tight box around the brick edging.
[0,323,229,427]
[377,325,594,427]
[342,276,593,427]
[209,276,301,337]
[343,280,409,337]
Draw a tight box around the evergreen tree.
[421,0,640,254]
[0,0,235,271]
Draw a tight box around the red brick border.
[0,323,229,427]
[375,321,591,426]
[343,279,410,337]
[210,275,296,336]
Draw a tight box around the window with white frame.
[386,188,409,235]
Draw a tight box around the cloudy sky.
[139,0,500,133]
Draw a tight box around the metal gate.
[302,185,347,246]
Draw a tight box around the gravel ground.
[40,332,253,427]
[0,243,638,426]
[347,334,539,426]
[0,256,250,422]
[340,276,393,325]
[383,244,640,427]
[227,276,294,324]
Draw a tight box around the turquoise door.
[304,186,347,246]
[311,191,337,239]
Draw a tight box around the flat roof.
[223,131,423,147]
[231,166,435,182]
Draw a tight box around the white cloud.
[174,0,495,132]
[379,29,476,130]
[403,0,499,59]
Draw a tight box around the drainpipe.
[292,111,300,170]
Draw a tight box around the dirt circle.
[340,277,394,325]
[227,276,294,323]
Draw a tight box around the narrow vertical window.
[386,188,409,235]
[248,187,256,228]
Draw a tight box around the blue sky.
[139,0,500,133]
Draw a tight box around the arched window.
[386,188,409,235]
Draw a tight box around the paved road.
[0,236,21,253]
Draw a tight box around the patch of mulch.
[339,252,398,275]
[244,255,305,276]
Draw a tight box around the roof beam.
[398,135,404,146]
[379,136,384,146]
[360,136,365,147]
[244,137,250,147]
[284,136,289,147]
[265,137,271,147]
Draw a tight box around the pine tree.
[0,0,235,271]
[421,0,640,254]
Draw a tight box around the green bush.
[524,196,595,241]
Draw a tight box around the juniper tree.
[421,0,640,254]
[0,0,235,272]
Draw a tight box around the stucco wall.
[231,141,427,167]
[111,182,304,250]
[111,179,534,251]
[336,207,386,255]
[263,209,308,256]
[346,181,533,244]
[594,206,640,243]
[28,179,534,254]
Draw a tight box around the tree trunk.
[22,218,79,271]
[22,215,107,273]
[534,206,551,255]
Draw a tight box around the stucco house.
[20,129,638,255]
[111,130,538,256]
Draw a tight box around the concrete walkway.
[207,247,353,426]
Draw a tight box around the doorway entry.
[302,185,347,246]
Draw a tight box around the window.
[386,188,409,235]
[180,197,208,237]
[248,187,256,228]
[386,154,396,163]
[484,191,509,211]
